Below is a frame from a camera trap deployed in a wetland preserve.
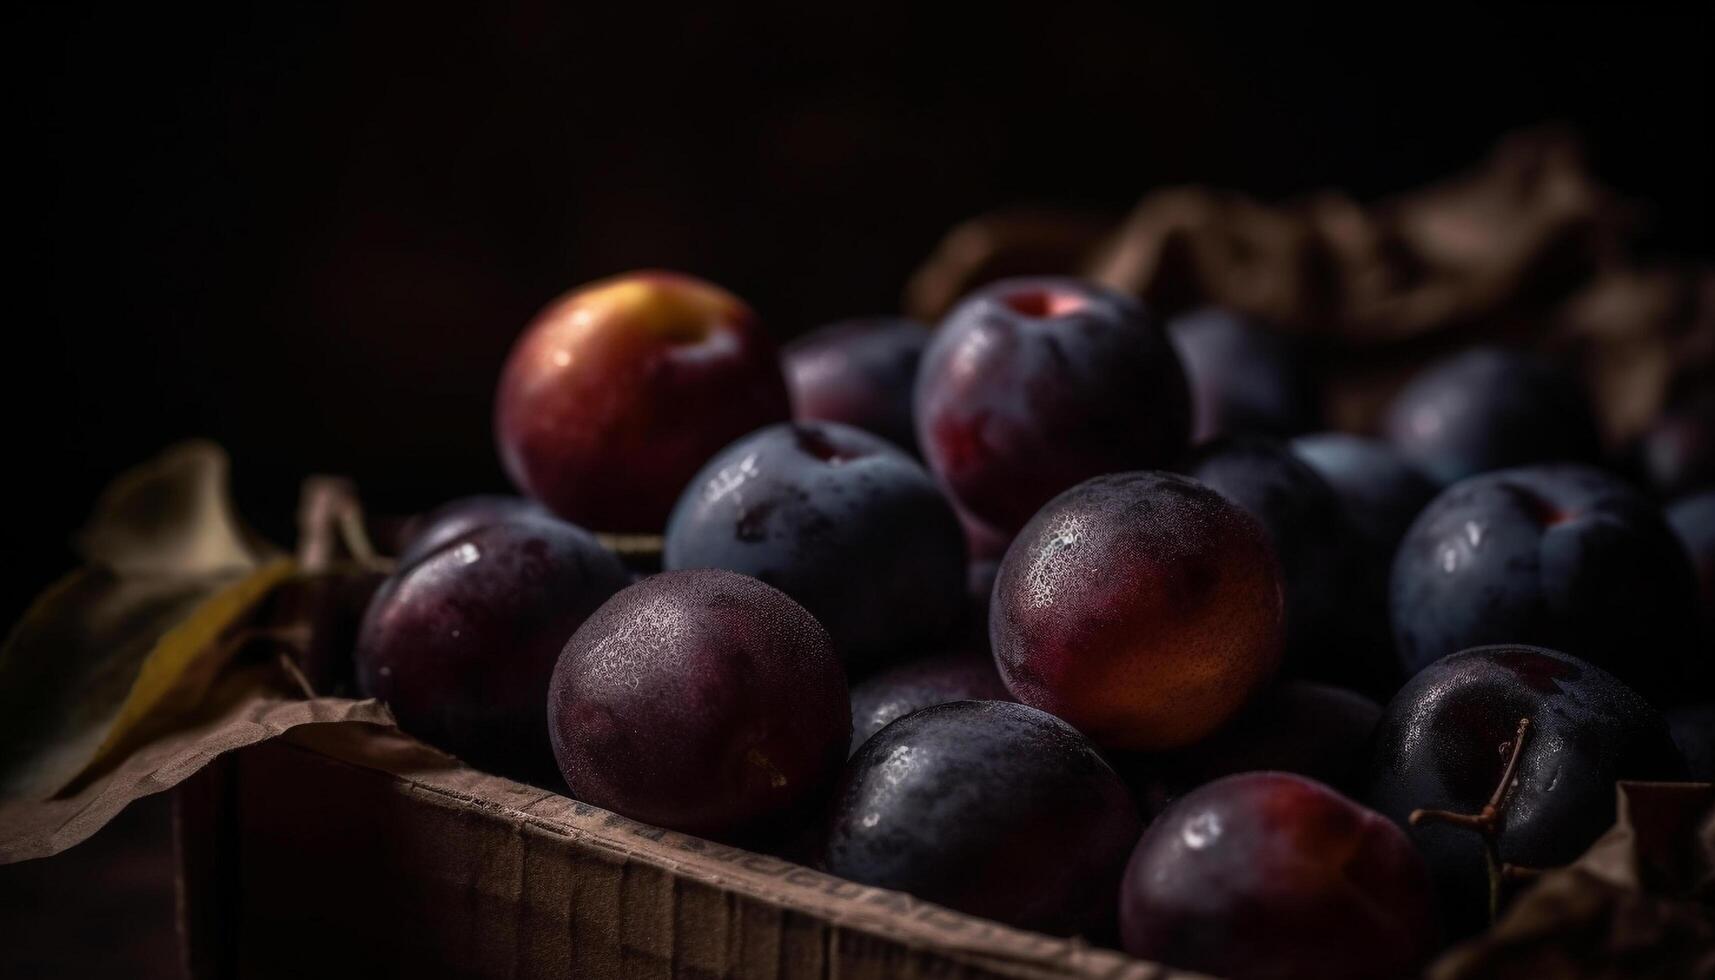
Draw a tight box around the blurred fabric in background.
[7,6,1711,629]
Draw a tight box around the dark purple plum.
[1362,645,1685,937]
[1165,681,1383,795]
[847,650,1011,755]
[823,700,1141,937]
[1169,307,1321,441]
[1185,438,1395,696]
[915,276,1190,532]
[1666,704,1715,781]
[1382,347,1601,486]
[1291,432,1438,577]
[1630,390,1715,498]
[548,569,849,841]
[992,471,1284,750]
[664,421,964,673]
[355,519,630,779]
[1667,491,1715,644]
[1292,433,1439,696]
[1121,772,1436,980]
[782,316,928,455]
[396,494,553,565]
[1391,464,1705,701]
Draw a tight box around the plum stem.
[1409,716,1533,922]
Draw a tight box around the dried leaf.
[0,443,292,800]
[76,439,273,575]
[79,558,295,776]
[1428,782,1715,980]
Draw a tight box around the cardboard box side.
[174,753,238,980]
[206,724,1193,979]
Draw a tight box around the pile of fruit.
[352,270,1712,980]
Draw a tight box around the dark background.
[7,6,1712,625]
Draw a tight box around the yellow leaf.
[80,557,297,776]
[0,442,292,800]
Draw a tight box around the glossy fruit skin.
[548,569,849,841]
[1168,307,1321,441]
[355,519,631,780]
[1185,438,1393,695]
[847,650,1011,755]
[1390,464,1705,701]
[1291,433,1438,579]
[1121,772,1437,980]
[782,317,928,455]
[914,276,1190,532]
[1667,491,1715,645]
[991,471,1284,751]
[823,700,1141,937]
[664,421,964,673]
[1165,681,1383,795]
[396,494,552,565]
[1382,347,1600,486]
[494,270,791,533]
[1362,645,1685,937]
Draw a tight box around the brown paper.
[0,666,392,863]
[906,129,1715,442]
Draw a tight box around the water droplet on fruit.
[879,743,920,788]
[1463,520,1484,548]
[1026,514,1086,608]
[949,326,996,382]
[1182,810,1222,849]
[452,542,482,566]
[704,452,760,504]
